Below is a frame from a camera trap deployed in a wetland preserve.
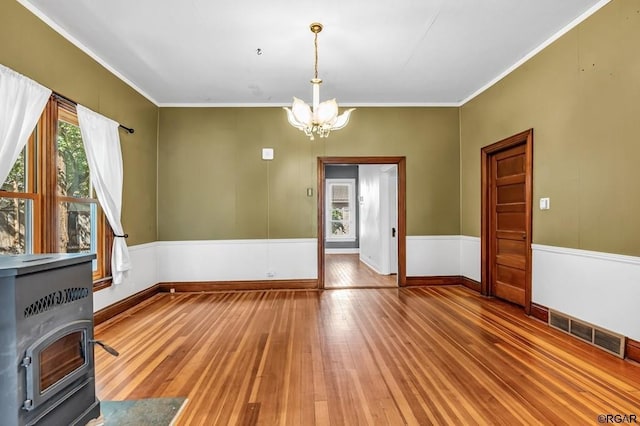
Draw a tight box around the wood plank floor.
[325,253,397,288]
[94,286,640,425]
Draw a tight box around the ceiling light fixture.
[284,23,355,141]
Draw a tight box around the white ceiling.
[19,0,609,106]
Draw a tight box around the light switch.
[539,197,550,210]
[262,148,274,160]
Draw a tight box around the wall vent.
[548,310,625,358]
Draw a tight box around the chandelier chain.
[314,31,319,80]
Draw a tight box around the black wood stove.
[0,254,101,426]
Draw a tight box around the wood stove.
[0,254,101,426]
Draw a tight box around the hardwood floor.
[94,286,640,425]
[325,253,397,288]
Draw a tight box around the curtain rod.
[52,92,135,134]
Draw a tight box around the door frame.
[317,156,407,289]
[481,129,533,314]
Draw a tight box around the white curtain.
[0,64,51,185]
[77,104,131,284]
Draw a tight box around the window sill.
[93,277,113,292]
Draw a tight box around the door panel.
[497,183,525,203]
[494,281,526,306]
[497,212,526,230]
[498,239,526,256]
[496,254,525,270]
[496,155,525,178]
[491,144,527,306]
[497,264,525,287]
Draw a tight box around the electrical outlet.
[266,271,275,278]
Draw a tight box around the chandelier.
[284,23,355,140]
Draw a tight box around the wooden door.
[491,144,527,306]
[481,129,532,313]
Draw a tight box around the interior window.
[326,179,356,241]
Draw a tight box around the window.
[0,139,37,254]
[0,96,112,287]
[326,179,356,241]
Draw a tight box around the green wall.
[16,0,632,251]
[460,0,640,256]
[1,0,158,245]
[3,0,460,246]
[158,107,460,240]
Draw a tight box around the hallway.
[324,253,397,288]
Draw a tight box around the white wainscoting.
[154,236,473,284]
[406,236,461,277]
[532,244,640,342]
[93,242,158,312]
[156,239,318,283]
[92,236,484,312]
[460,236,481,282]
[95,238,640,343]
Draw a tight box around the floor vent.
[548,310,625,358]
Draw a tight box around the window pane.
[330,218,350,237]
[57,121,90,199]
[58,201,96,254]
[331,184,349,202]
[1,147,26,192]
[0,197,33,254]
[331,184,351,237]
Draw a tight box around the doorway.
[481,129,533,314]
[318,157,406,289]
